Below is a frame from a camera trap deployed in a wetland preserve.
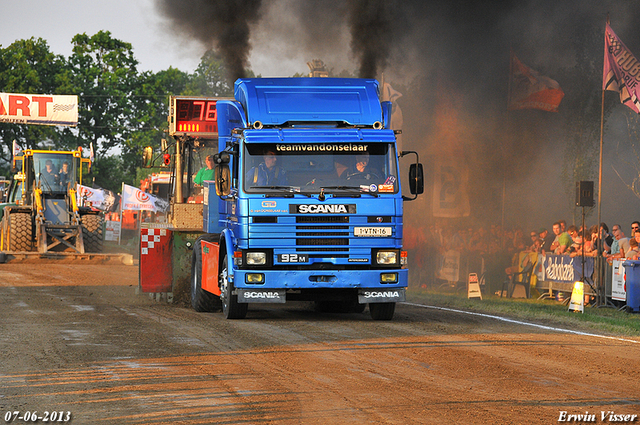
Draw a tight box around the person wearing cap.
[539,228,554,254]
[41,159,59,189]
[526,230,542,253]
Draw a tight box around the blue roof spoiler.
[234,78,383,127]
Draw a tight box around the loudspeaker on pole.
[575,181,594,207]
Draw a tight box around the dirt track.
[1,263,639,424]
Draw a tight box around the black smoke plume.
[155,0,262,81]
[348,0,394,78]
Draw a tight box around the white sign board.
[437,250,460,282]
[611,259,626,302]
[467,273,482,299]
[0,93,78,126]
[105,220,121,242]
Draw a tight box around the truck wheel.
[81,214,103,252]
[8,212,34,252]
[219,254,248,319]
[190,236,222,312]
[350,300,366,314]
[369,302,396,320]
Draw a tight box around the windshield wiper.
[261,186,313,198]
[321,185,379,198]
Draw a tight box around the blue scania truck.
[158,77,423,320]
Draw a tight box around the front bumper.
[233,268,407,290]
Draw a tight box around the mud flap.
[358,288,406,304]
[237,289,286,303]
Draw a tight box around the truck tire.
[350,300,366,314]
[369,302,396,320]
[81,214,103,253]
[8,212,34,252]
[220,254,248,319]
[191,235,222,312]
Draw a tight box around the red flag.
[603,23,640,114]
[508,52,564,112]
[12,140,22,157]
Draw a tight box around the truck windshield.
[33,153,77,194]
[243,143,398,194]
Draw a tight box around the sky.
[0,0,352,77]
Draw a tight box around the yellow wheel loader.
[0,148,103,253]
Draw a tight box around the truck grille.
[296,216,349,223]
[296,238,349,246]
[296,232,349,237]
[293,218,351,252]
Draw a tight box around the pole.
[502,50,514,236]
[118,182,124,246]
[581,205,585,283]
[175,136,183,204]
[595,16,609,306]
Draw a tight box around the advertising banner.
[437,249,460,282]
[122,184,169,213]
[539,254,594,283]
[432,160,470,218]
[0,93,78,126]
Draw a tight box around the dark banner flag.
[508,52,565,112]
[603,23,640,114]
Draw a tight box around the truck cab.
[191,78,423,320]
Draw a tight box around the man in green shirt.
[550,222,572,254]
[194,155,215,185]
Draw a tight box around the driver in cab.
[41,159,59,189]
[346,153,379,181]
[246,150,288,186]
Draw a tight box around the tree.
[68,31,140,158]
[116,68,191,190]
[185,49,256,97]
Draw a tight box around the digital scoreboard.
[168,96,226,137]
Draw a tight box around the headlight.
[376,250,398,265]
[381,273,398,283]
[246,252,266,265]
[246,273,265,284]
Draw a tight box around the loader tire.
[8,212,34,252]
[81,214,104,253]
[191,234,222,312]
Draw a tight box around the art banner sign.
[0,93,78,126]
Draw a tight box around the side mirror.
[142,146,153,168]
[215,164,231,197]
[214,152,231,165]
[409,163,424,195]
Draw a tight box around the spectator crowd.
[403,218,640,290]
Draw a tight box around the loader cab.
[32,153,78,195]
